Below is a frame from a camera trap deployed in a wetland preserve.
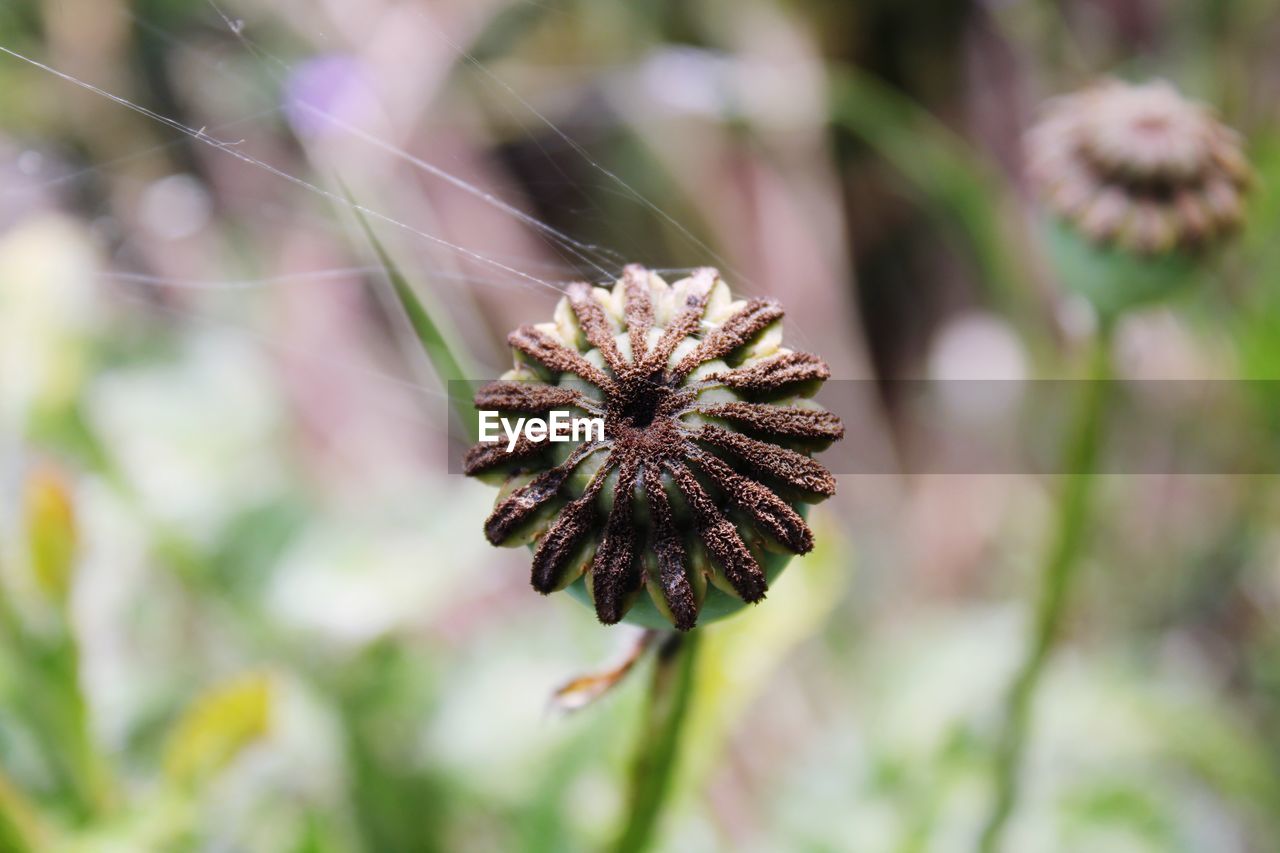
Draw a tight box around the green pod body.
[1044,217,1206,319]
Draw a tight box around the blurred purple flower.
[283,54,375,140]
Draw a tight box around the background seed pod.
[464,265,843,630]
[1026,79,1249,316]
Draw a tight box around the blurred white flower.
[0,214,102,425]
[928,312,1027,383]
[634,47,824,129]
[267,482,494,645]
[763,607,1261,851]
[85,333,285,545]
[138,173,213,241]
[928,311,1027,431]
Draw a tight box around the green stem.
[979,327,1114,852]
[0,575,110,822]
[613,631,699,853]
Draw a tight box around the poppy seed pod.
[1026,79,1251,315]
[464,265,843,630]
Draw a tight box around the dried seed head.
[465,265,842,630]
[1027,79,1250,255]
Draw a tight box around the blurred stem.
[827,67,1050,366]
[613,631,699,853]
[979,324,1114,852]
[0,565,111,823]
[43,633,112,822]
[0,588,43,852]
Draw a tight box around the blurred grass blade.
[164,673,272,787]
[829,68,1039,341]
[341,185,478,441]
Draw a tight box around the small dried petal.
[640,268,715,374]
[483,466,568,545]
[1126,202,1176,255]
[1202,177,1244,230]
[1172,190,1212,243]
[483,444,603,543]
[1078,187,1128,243]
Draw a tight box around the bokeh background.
[5,0,1280,850]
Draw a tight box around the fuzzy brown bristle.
[695,425,837,497]
[463,436,546,477]
[473,381,589,414]
[671,299,784,379]
[712,351,830,393]
[640,268,715,375]
[481,444,603,543]
[667,462,768,603]
[622,264,654,364]
[567,282,628,375]
[508,325,616,392]
[698,402,844,441]
[482,466,568,545]
[642,466,698,631]
[690,451,814,553]
[589,461,643,624]
[530,473,607,592]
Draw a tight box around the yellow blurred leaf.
[163,673,272,787]
[0,767,49,853]
[24,465,77,606]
